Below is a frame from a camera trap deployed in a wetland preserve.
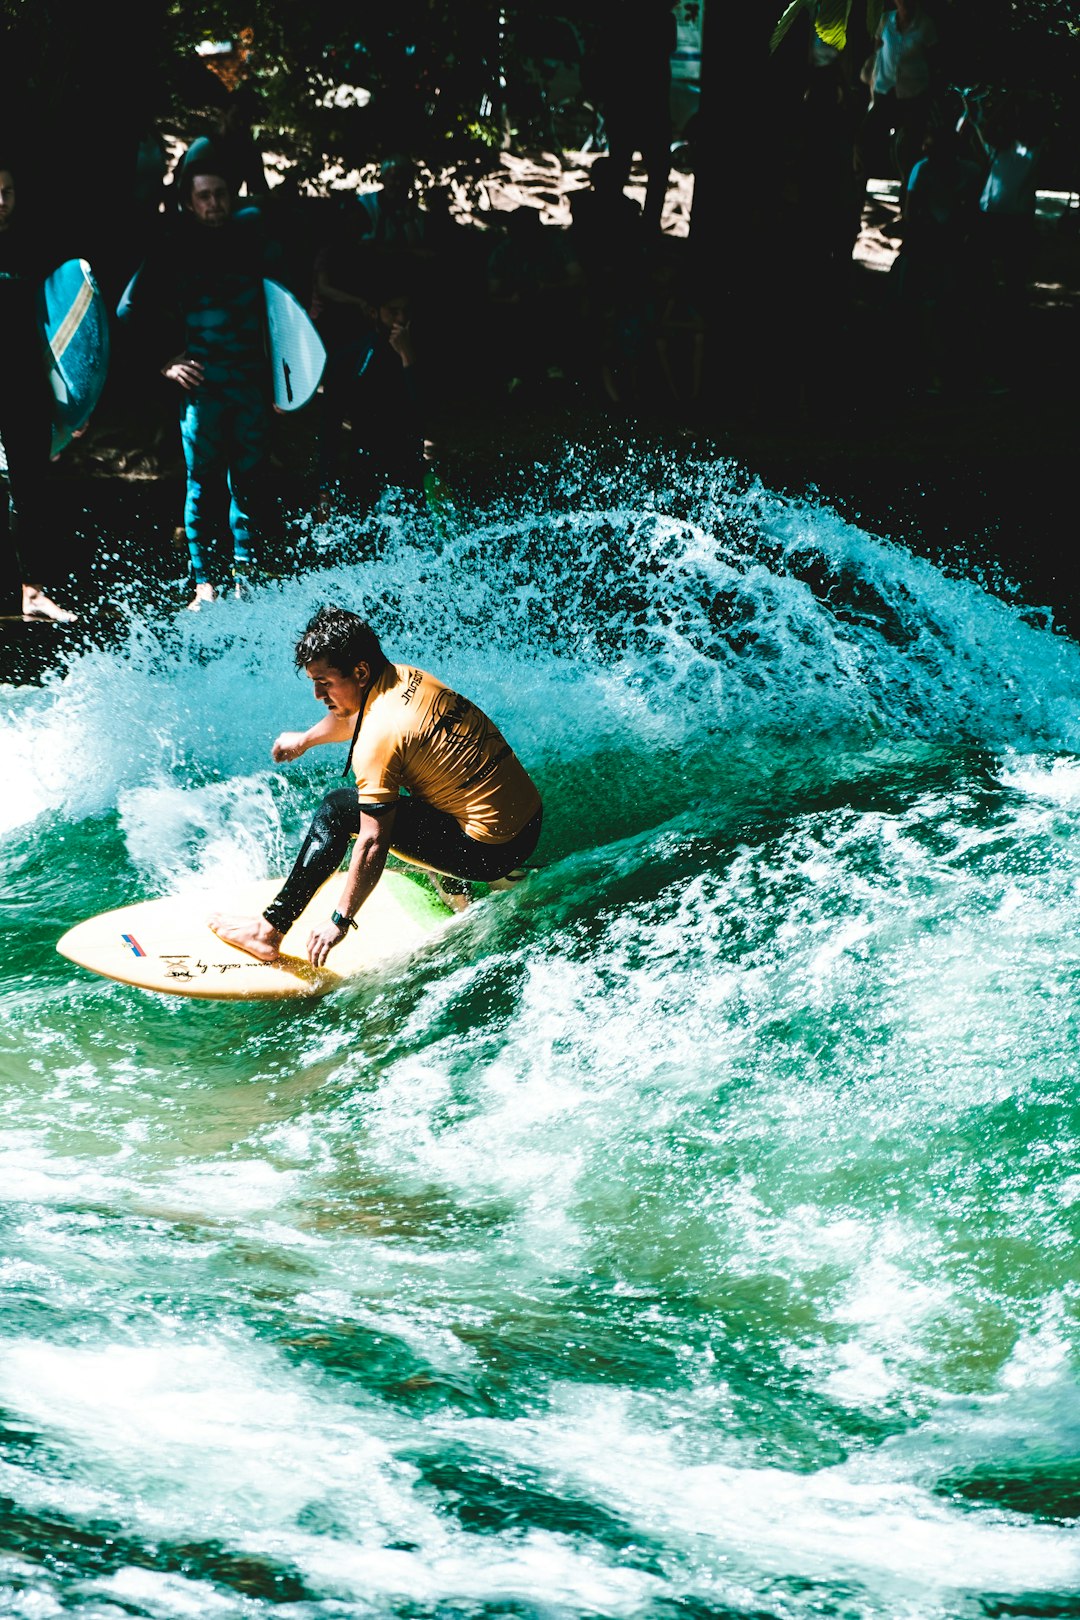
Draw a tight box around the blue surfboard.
[264,279,326,411]
[40,259,110,457]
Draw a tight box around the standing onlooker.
[654,254,707,411]
[208,85,270,202]
[0,161,77,621]
[965,96,1046,391]
[118,139,277,609]
[893,125,983,392]
[110,111,169,302]
[864,0,939,190]
[355,157,429,249]
[310,203,381,363]
[315,263,428,515]
[585,0,678,233]
[570,158,649,404]
[970,100,1043,305]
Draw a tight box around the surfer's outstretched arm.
[307,805,397,967]
[271,710,353,762]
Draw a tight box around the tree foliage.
[1,0,1076,198]
[158,0,576,182]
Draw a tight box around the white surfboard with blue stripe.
[41,258,110,457]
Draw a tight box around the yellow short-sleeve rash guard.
[350,664,541,844]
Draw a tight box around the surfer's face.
[0,171,15,229]
[306,658,369,717]
[187,174,232,226]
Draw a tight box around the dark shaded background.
[0,0,1077,675]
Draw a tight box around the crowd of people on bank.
[0,129,711,623]
[798,0,1052,398]
[0,1,1059,624]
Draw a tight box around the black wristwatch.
[331,910,357,932]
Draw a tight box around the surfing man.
[210,606,543,967]
[117,138,274,610]
[0,162,78,622]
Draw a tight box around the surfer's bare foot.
[22,585,76,623]
[208,913,284,962]
[187,582,218,611]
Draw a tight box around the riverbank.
[4,160,1079,682]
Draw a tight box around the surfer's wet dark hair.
[295,606,388,678]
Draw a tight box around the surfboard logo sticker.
[121,933,146,957]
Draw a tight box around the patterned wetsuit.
[118,208,270,587]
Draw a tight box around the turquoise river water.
[2,450,1079,1618]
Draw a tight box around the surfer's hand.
[271,731,308,762]
[163,356,204,391]
[308,918,345,967]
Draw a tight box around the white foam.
[435,1388,1080,1601]
[118,775,284,891]
[6,455,1080,847]
[6,451,1080,1617]
[0,1337,663,1612]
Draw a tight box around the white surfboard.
[264,278,326,410]
[41,258,110,457]
[56,868,453,1001]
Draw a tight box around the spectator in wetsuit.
[0,161,77,622]
[118,138,277,609]
[315,260,427,514]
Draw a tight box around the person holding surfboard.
[0,163,78,623]
[209,606,543,967]
[117,138,275,611]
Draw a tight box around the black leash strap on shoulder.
[341,686,372,778]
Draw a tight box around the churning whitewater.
[2,450,1079,1619]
